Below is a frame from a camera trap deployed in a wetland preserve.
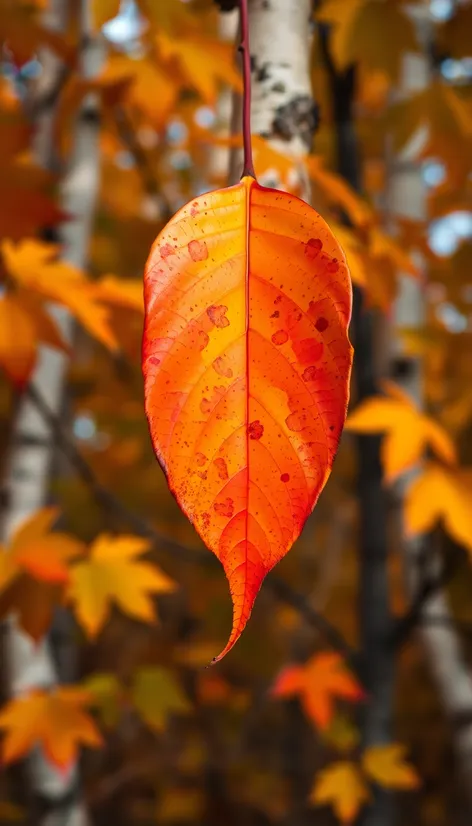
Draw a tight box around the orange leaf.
[9,508,84,584]
[0,687,102,769]
[0,293,37,386]
[271,653,363,729]
[1,239,118,350]
[142,177,353,662]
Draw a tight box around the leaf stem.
[239,0,255,179]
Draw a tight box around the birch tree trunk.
[0,2,102,823]
[231,0,315,201]
[391,3,472,812]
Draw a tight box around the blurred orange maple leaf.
[271,652,363,729]
[1,239,118,350]
[0,687,102,768]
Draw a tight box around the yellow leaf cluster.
[346,382,457,481]
[311,744,418,823]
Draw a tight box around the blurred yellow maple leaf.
[68,535,177,637]
[155,29,242,106]
[310,761,370,824]
[0,687,102,768]
[271,652,363,729]
[405,462,472,554]
[387,82,472,187]
[346,382,457,481]
[307,156,373,228]
[131,667,190,731]
[362,743,419,789]
[99,53,178,130]
[316,0,418,81]
[92,275,144,312]
[1,239,118,350]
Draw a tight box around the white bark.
[391,2,472,797]
[0,2,102,823]
[233,0,314,198]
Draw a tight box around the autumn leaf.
[386,82,472,187]
[0,507,83,589]
[271,653,363,729]
[68,534,177,637]
[0,509,85,641]
[1,239,118,350]
[155,29,242,106]
[307,156,373,228]
[8,507,84,584]
[92,275,144,312]
[310,761,370,824]
[405,462,472,554]
[131,667,190,732]
[362,743,419,790]
[142,177,353,662]
[316,0,418,82]
[0,292,69,387]
[0,687,102,768]
[99,53,178,130]
[346,382,457,481]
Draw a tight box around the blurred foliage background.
[1,1,472,825]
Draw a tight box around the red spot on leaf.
[149,357,160,365]
[214,497,234,519]
[200,386,226,415]
[270,310,280,318]
[326,258,339,273]
[315,317,329,332]
[281,473,290,483]
[305,238,323,259]
[302,366,318,382]
[213,355,233,378]
[160,243,174,259]
[214,457,229,481]
[207,305,230,328]
[272,330,289,346]
[248,420,264,440]
[286,411,310,432]
[195,452,207,467]
[188,239,208,262]
[292,338,324,365]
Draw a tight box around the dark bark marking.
[271,95,319,150]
